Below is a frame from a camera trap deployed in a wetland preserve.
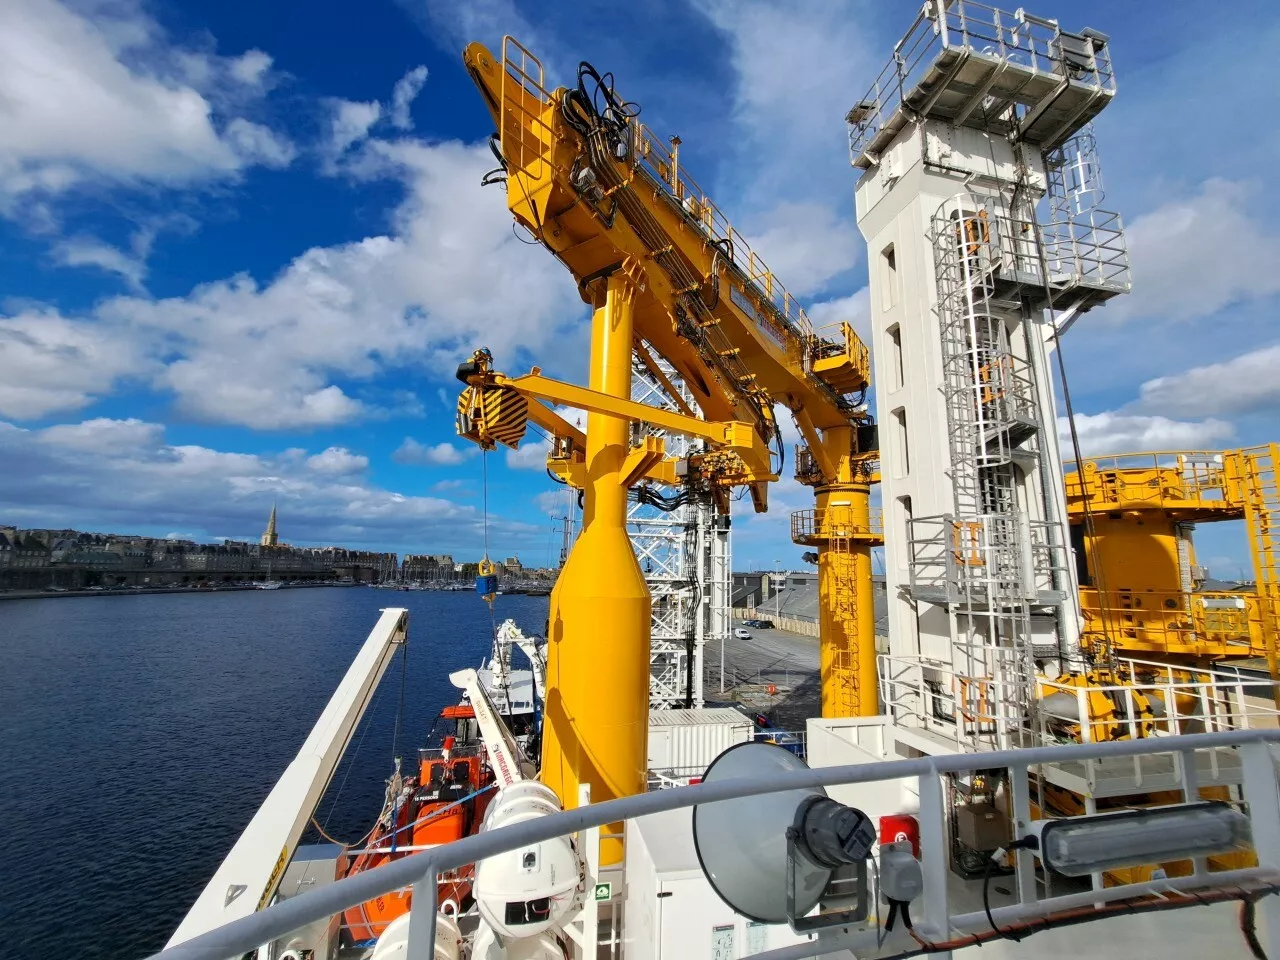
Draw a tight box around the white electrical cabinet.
[623,808,807,960]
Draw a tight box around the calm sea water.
[0,587,548,960]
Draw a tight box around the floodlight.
[1031,802,1251,877]
[692,742,875,927]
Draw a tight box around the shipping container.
[647,708,753,777]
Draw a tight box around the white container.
[647,708,753,775]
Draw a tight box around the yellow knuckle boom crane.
[454,38,882,834]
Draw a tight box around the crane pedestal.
[541,267,651,865]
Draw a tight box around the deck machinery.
[455,38,883,842]
[1065,446,1280,682]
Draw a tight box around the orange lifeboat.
[340,705,497,944]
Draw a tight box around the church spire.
[261,503,278,547]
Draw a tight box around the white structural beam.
[166,607,409,947]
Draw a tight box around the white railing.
[146,729,1280,960]
[848,0,1116,166]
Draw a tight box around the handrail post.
[917,766,953,955]
[1242,741,1280,958]
[405,855,439,960]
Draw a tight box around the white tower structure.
[853,4,1130,751]
[629,347,732,709]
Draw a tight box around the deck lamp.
[1030,802,1251,877]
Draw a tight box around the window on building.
[887,322,904,390]
[881,243,898,310]
[892,407,910,478]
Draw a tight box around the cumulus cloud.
[807,287,871,344]
[0,0,294,208]
[326,99,382,159]
[1060,412,1236,458]
[306,446,369,474]
[1135,344,1280,420]
[0,418,540,553]
[1111,179,1280,324]
[0,308,148,419]
[53,138,581,430]
[506,437,551,470]
[393,438,475,466]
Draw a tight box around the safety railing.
[1079,588,1264,657]
[1041,208,1131,292]
[848,0,1116,166]
[1064,451,1239,513]
[1038,656,1280,744]
[906,513,1066,604]
[934,193,1131,302]
[144,729,1280,960]
[878,652,1036,747]
[632,123,813,343]
[790,507,885,544]
[647,732,808,789]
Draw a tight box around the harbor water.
[0,587,549,960]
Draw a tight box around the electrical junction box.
[956,803,1010,852]
[623,808,808,960]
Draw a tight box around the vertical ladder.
[1241,443,1280,705]
[828,520,860,716]
[931,199,1040,750]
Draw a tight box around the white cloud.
[744,202,858,298]
[692,0,873,296]
[223,118,296,168]
[1060,412,1235,458]
[1111,179,1280,324]
[1135,344,1280,419]
[390,66,428,130]
[67,137,582,429]
[0,0,294,208]
[229,50,273,86]
[306,446,369,474]
[506,436,551,470]
[38,417,163,453]
[0,309,147,419]
[0,417,540,552]
[533,488,571,516]
[327,99,382,158]
[393,438,475,466]
[51,235,147,291]
[807,287,871,345]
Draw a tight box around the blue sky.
[1,0,1278,575]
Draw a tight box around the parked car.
[754,619,776,629]
[733,627,752,640]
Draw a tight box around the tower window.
[881,244,898,310]
[892,407,909,479]
[887,323,904,391]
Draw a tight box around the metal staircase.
[914,196,1053,749]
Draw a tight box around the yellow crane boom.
[454,39,884,843]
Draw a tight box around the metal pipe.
[145,729,1280,960]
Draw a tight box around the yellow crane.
[1065,444,1280,698]
[453,39,881,843]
